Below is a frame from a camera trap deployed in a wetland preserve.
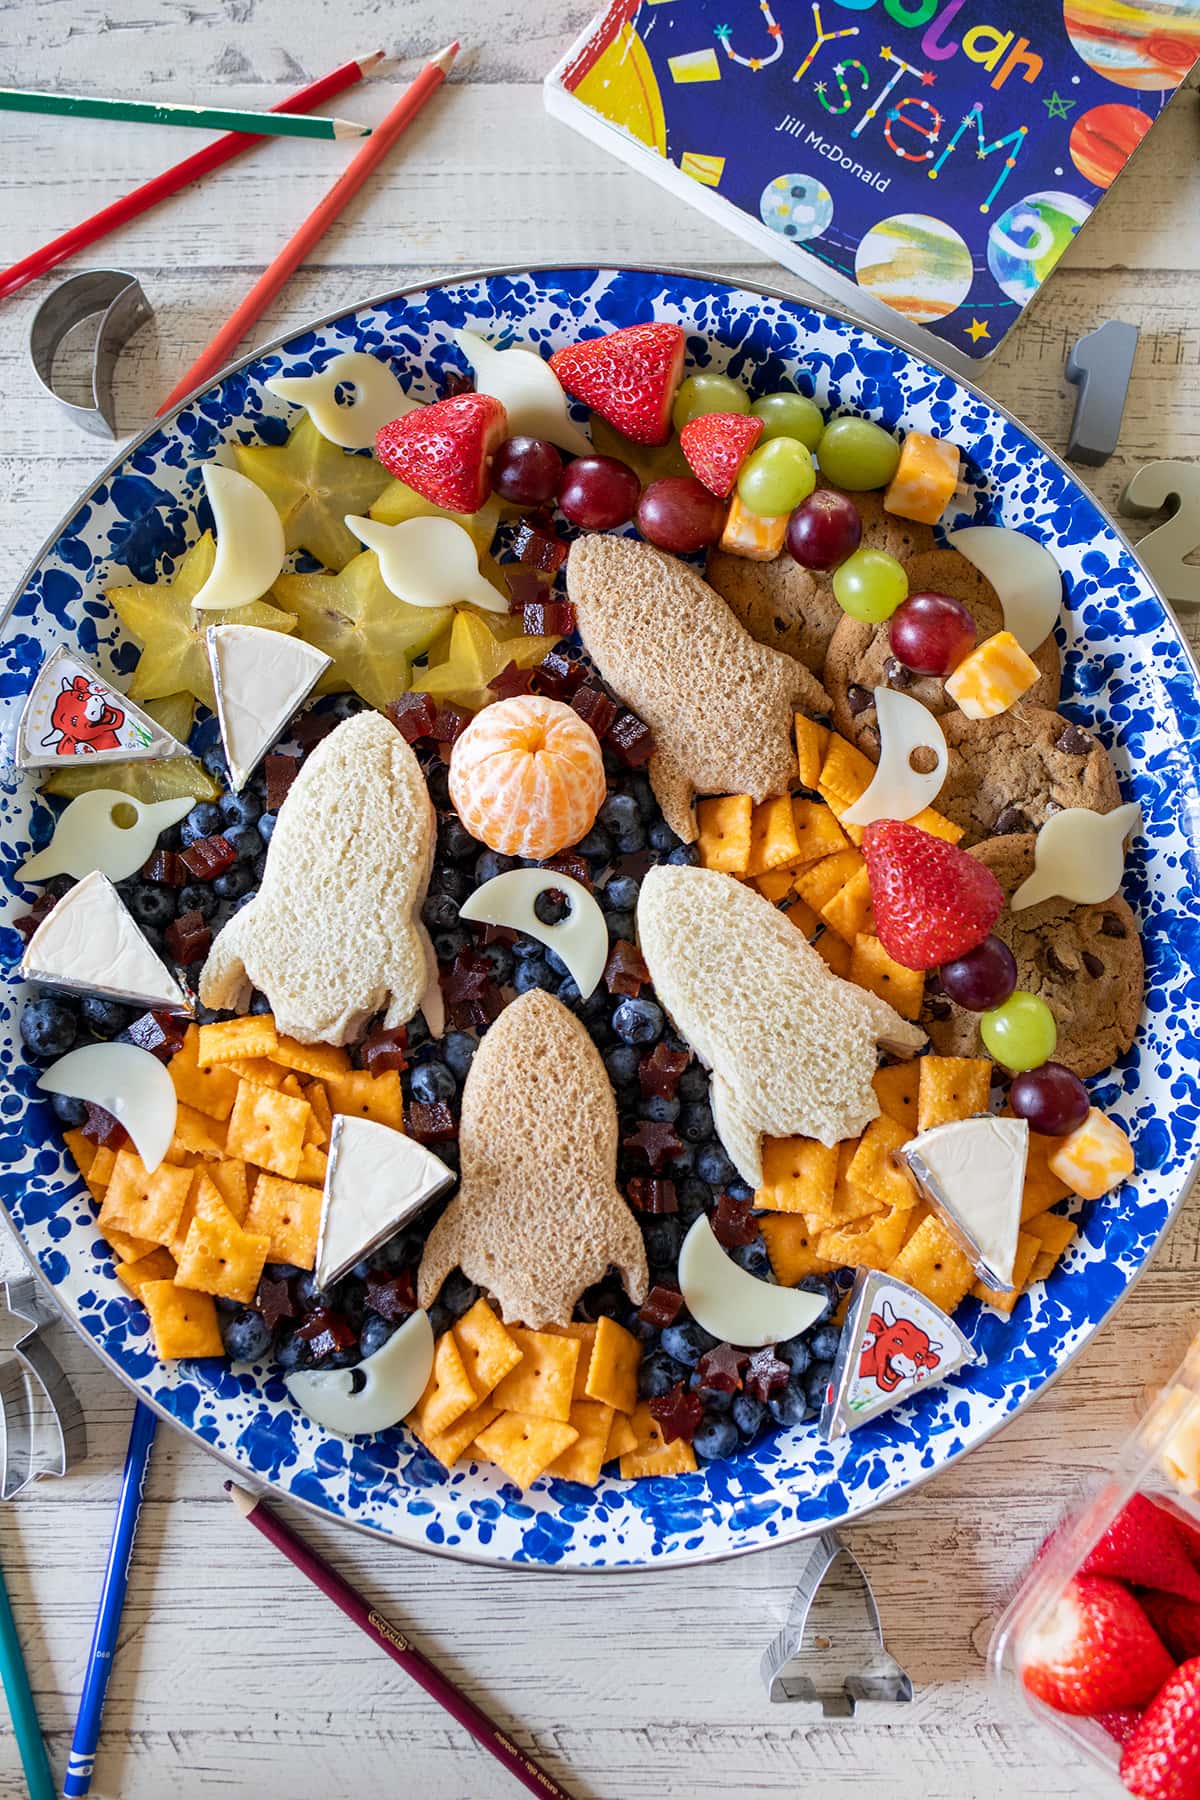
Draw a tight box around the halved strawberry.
[1121,1658,1200,1799]
[375,393,507,512]
[679,412,764,498]
[548,322,684,446]
[1020,1576,1173,1716]
[1083,1496,1200,1604]
[1144,1592,1200,1663]
[861,820,1004,972]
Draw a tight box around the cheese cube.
[719,492,787,560]
[884,431,960,525]
[945,630,1039,720]
[1048,1108,1134,1201]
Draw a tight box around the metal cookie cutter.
[29,269,152,439]
[0,1275,86,1498]
[761,1530,912,1716]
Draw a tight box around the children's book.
[545,0,1199,363]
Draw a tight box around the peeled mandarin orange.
[449,695,607,858]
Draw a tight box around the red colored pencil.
[157,42,459,417]
[226,1483,576,1800]
[0,52,385,304]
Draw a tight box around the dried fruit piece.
[638,1043,690,1100]
[639,1285,684,1328]
[360,1024,409,1075]
[571,685,618,738]
[523,600,575,637]
[364,1269,418,1320]
[408,1099,457,1144]
[604,940,650,998]
[537,647,588,701]
[648,1380,704,1444]
[180,834,237,881]
[512,520,568,574]
[126,1011,188,1061]
[606,711,655,767]
[165,910,211,966]
[696,1342,749,1393]
[622,1119,683,1172]
[386,693,438,743]
[294,1306,357,1358]
[487,661,538,701]
[626,1177,678,1214]
[711,1192,758,1248]
[82,1102,127,1149]
[142,849,185,886]
[254,1273,296,1332]
[744,1346,790,1401]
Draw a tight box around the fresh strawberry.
[548,322,684,446]
[1082,1496,1200,1603]
[679,412,763,498]
[1145,1593,1200,1663]
[861,820,1004,971]
[375,393,507,512]
[1019,1576,1173,1716]
[1121,1658,1200,1799]
[1099,1710,1146,1748]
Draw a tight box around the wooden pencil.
[0,86,369,139]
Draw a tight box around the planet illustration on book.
[853,213,973,324]
[1069,102,1153,187]
[759,173,834,243]
[1063,0,1200,90]
[987,192,1093,303]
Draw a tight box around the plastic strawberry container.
[990,1335,1200,1795]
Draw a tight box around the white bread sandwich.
[418,989,648,1327]
[199,711,437,1045]
[636,865,925,1186]
[566,533,829,843]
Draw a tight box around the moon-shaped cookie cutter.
[29,269,152,439]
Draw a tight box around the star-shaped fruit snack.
[231,414,391,571]
[411,608,561,714]
[271,550,455,712]
[107,532,298,713]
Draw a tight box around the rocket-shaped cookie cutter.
[761,1530,912,1715]
[0,1275,86,1499]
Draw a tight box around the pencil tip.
[333,116,374,138]
[431,41,460,72]
[358,50,387,72]
[226,1482,258,1517]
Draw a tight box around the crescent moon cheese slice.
[191,465,287,612]
[678,1216,828,1348]
[285,1309,435,1436]
[38,1042,177,1173]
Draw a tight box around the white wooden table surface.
[1,10,1199,1798]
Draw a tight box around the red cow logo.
[858,1299,942,1394]
[42,676,126,757]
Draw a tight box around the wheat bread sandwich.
[199,710,438,1045]
[636,864,925,1186]
[566,532,830,843]
[418,989,648,1328]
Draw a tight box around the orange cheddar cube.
[945,631,1039,721]
[719,491,787,559]
[1048,1108,1134,1201]
[883,431,960,525]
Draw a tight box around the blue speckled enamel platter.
[3,267,1199,1569]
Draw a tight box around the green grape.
[750,391,824,449]
[831,547,907,622]
[980,991,1057,1072]
[672,373,751,431]
[817,416,901,491]
[736,438,816,516]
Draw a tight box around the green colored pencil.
[0,1557,54,1800]
[0,87,370,139]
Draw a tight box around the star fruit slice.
[43,756,220,804]
[411,608,560,714]
[231,414,390,572]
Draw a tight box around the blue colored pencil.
[0,1555,55,1800]
[64,1402,157,1799]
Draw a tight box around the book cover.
[546,0,1199,362]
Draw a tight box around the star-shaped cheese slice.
[22,870,190,1013]
[316,1116,456,1287]
[455,328,593,456]
[107,534,298,713]
[410,609,561,714]
[230,414,390,572]
[346,514,507,613]
[902,1115,1028,1291]
[207,624,332,791]
[271,550,454,712]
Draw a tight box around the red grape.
[938,934,1017,1012]
[785,490,862,571]
[491,436,563,506]
[556,454,641,530]
[1009,1063,1090,1137]
[888,591,976,677]
[636,477,726,553]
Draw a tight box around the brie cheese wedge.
[207,624,331,792]
[21,870,190,1013]
[317,1115,456,1288]
[902,1114,1028,1291]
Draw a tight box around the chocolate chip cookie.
[924,834,1142,1078]
[705,548,842,673]
[824,548,1062,754]
[937,704,1123,847]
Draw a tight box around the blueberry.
[427,1300,454,1339]
[265,1261,305,1282]
[810,1324,841,1363]
[544,948,568,978]
[691,1377,732,1413]
[803,1360,835,1409]
[604,1044,641,1089]
[432,866,472,904]
[213,864,254,901]
[81,995,132,1035]
[648,819,681,852]
[612,997,663,1045]
[250,991,273,1015]
[605,909,635,943]
[574,825,613,862]
[511,933,543,961]
[640,1093,679,1125]
[678,1101,713,1143]
[200,743,229,781]
[20,997,77,1059]
[258,812,277,844]
[602,874,640,913]
[534,889,569,927]
[731,1237,772,1280]
[695,1143,736,1187]
[177,882,216,920]
[732,1392,766,1439]
[274,1334,306,1371]
[513,956,555,994]
[426,763,452,809]
[220,791,262,829]
[50,1092,88,1127]
[725,1179,754,1203]
[438,818,477,862]
[442,1032,477,1081]
[796,1275,835,1327]
[221,1310,272,1362]
[230,826,261,864]
[410,1060,456,1104]
[475,849,518,884]
[556,976,582,1009]
[293,1272,333,1312]
[478,941,514,985]
[129,883,176,928]
[359,1314,396,1359]
[693,1413,739,1461]
[434,928,469,964]
[637,1348,688,1398]
[138,925,165,953]
[422,891,460,932]
[249,856,267,886]
[614,824,646,855]
[768,1381,812,1429]
[180,801,222,847]
[440,1270,480,1320]
[407,1012,431,1050]
[778,1334,811,1378]
[675,1178,711,1223]
[677,1062,708,1102]
[599,793,639,836]
[666,1143,695,1176]
[629,774,657,820]
[660,1318,718,1369]
[667,843,702,867]
[642,1215,684,1268]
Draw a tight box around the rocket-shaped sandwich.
[637,866,925,1188]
